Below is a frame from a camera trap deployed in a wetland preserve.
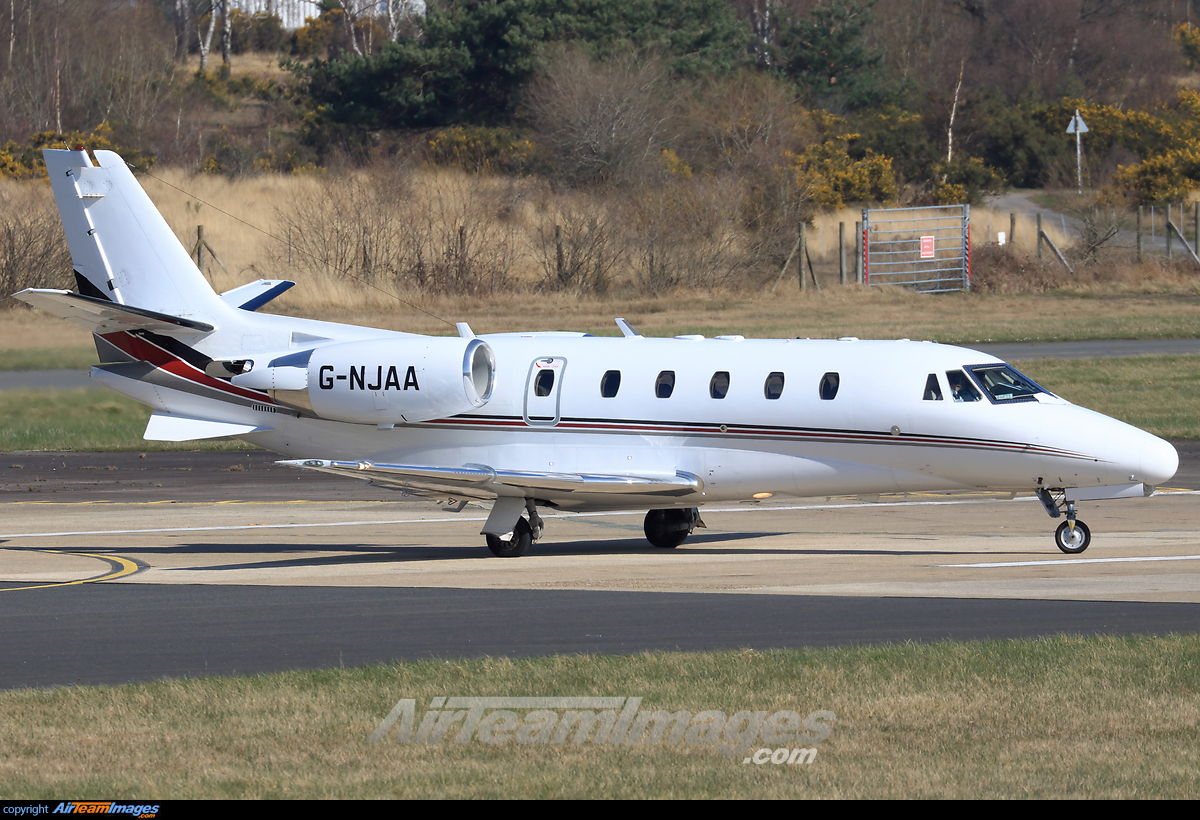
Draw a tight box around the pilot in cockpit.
[946,370,980,402]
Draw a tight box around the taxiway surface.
[2,448,1199,688]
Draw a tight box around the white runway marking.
[942,554,1200,569]
[0,497,1018,538]
[2,491,1194,540]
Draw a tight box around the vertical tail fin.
[43,148,226,324]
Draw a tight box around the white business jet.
[15,149,1179,556]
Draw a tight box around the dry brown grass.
[0,309,93,350]
[0,637,1196,798]
[970,242,1200,295]
[4,166,1200,346]
[180,50,293,82]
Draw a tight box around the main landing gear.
[1038,488,1091,554]
[485,501,544,558]
[483,503,705,556]
[644,508,704,549]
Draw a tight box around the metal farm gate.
[862,205,970,292]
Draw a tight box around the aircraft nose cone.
[1140,434,1178,487]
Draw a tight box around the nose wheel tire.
[1055,520,1091,554]
[486,517,533,557]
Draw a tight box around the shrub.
[0,183,71,301]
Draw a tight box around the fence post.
[839,222,847,285]
[798,222,807,292]
[1193,202,1198,256]
[855,220,863,284]
[1036,213,1043,260]
[1009,213,1016,247]
[1137,206,1143,264]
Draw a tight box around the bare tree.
[524,46,675,188]
[275,168,516,297]
[222,0,232,66]
[622,176,747,293]
[198,1,217,72]
[535,199,623,293]
[0,183,71,298]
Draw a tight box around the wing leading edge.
[281,459,703,502]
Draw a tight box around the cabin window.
[923,373,943,401]
[709,371,730,399]
[965,364,1047,403]
[819,372,840,400]
[764,372,785,400]
[534,369,555,397]
[655,370,676,398]
[600,370,621,398]
[946,370,982,402]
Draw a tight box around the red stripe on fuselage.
[101,331,275,404]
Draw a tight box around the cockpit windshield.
[964,364,1048,403]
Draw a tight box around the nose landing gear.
[1054,519,1091,554]
[1038,488,1091,554]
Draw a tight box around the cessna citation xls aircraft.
[16,149,1179,556]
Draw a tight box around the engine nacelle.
[232,336,494,424]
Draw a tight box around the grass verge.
[0,636,1197,798]
[0,389,253,452]
[1014,354,1200,439]
[0,347,101,372]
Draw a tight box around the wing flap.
[280,459,703,500]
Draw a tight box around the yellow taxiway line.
[0,550,143,592]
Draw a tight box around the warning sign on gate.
[920,236,935,258]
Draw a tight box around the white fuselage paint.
[131,329,1177,513]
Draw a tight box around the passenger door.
[524,357,566,426]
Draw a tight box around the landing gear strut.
[644,508,704,549]
[1038,488,1091,554]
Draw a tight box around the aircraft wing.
[13,289,214,335]
[280,459,703,501]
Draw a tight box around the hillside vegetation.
[4,2,1200,306]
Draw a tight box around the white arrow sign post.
[1066,109,1089,194]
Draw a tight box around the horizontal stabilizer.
[144,412,273,441]
[219,279,296,312]
[14,289,214,335]
[281,459,703,500]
